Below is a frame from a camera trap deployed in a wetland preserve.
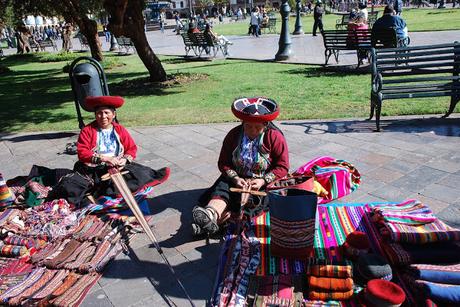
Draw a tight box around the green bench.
[369,42,460,131]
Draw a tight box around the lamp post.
[109,33,119,51]
[275,0,292,61]
[293,0,304,35]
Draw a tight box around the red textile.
[218,125,289,179]
[77,121,137,164]
[84,96,124,111]
[366,279,406,305]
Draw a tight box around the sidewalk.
[1,115,460,306]
[2,29,460,65]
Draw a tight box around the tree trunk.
[77,17,103,62]
[104,0,167,82]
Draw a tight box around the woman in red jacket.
[64,96,168,207]
[192,97,289,236]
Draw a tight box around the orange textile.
[308,289,354,301]
[309,264,353,278]
[308,276,353,292]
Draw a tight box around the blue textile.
[411,267,460,285]
[418,280,460,304]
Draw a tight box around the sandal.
[192,206,219,235]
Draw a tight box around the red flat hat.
[365,279,406,306]
[231,97,280,123]
[84,96,125,112]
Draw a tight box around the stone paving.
[1,115,460,306]
[2,27,460,66]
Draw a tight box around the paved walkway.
[3,28,460,65]
[1,115,460,306]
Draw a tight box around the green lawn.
[0,52,457,133]
[213,8,460,36]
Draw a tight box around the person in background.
[313,0,324,36]
[372,5,409,46]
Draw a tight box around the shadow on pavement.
[281,117,460,137]
[0,132,78,142]
[102,188,221,305]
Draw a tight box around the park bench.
[369,42,460,131]
[335,14,350,30]
[78,35,89,50]
[322,29,372,67]
[116,36,135,54]
[0,39,8,57]
[181,32,229,58]
[260,18,277,34]
[28,38,58,52]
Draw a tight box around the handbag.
[268,188,318,260]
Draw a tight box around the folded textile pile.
[369,200,460,304]
[307,275,354,301]
[401,263,460,305]
[369,200,460,266]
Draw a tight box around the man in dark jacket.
[313,0,324,36]
[372,5,409,46]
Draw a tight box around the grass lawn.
[213,8,460,36]
[0,52,457,133]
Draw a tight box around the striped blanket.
[372,199,437,225]
[294,157,361,204]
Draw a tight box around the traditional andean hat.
[231,97,280,123]
[84,96,125,112]
[363,279,406,307]
[355,253,393,283]
[342,231,370,260]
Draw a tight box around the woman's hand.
[232,176,249,189]
[249,178,265,191]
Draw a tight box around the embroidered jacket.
[218,125,289,184]
[77,121,137,165]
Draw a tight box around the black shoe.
[192,206,219,235]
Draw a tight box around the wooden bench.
[322,29,372,67]
[181,32,229,58]
[260,18,277,34]
[369,42,460,131]
[28,38,57,52]
[116,36,135,54]
[335,14,350,30]
[78,35,89,50]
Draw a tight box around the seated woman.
[53,96,169,207]
[203,24,233,47]
[191,97,289,236]
[347,12,369,64]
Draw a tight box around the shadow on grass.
[281,117,460,137]
[0,58,203,132]
[286,65,371,78]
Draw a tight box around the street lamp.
[293,0,304,35]
[275,0,292,61]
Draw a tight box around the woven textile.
[0,173,15,207]
[372,199,437,225]
[414,280,460,304]
[247,275,304,307]
[293,156,361,204]
[308,276,353,292]
[308,289,354,301]
[369,202,460,244]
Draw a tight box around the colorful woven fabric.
[0,173,15,207]
[308,289,354,301]
[51,272,101,307]
[247,275,304,307]
[0,267,46,302]
[3,234,35,249]
[381,240,460,266]
[88,187,154,213]
[372,199,437,225]
[308,276,353,292]
[294,156,361,204]
[0,243,28,258]
[370,202,460,244]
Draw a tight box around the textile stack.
[0,167,159,306]
[369,199,460,305]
